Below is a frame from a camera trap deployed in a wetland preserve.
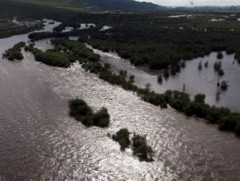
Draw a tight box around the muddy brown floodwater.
[0,20,240,181]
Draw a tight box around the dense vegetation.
[3,42,25,61]
[25,39,100,67]
[112,128,154,161]
[29,48,72,68]
[27,12,240,72]
[69,98,110,127]
[164,91,240,135]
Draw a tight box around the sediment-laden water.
[0,21,240,181]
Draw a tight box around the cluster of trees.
[69,98,110,128]
[26,12,240,72]
[217,52,224,59]
[3,42,25,61]
[112,128,131,151]
[86,25,240,71]
[132,133,154,162]
[164,91,240,135]
[67,13,240,71]
[30,48,71,68]
[25,39,100,68]
[52,39,100,63]
[214,61,222,72]
[112,128,154,162]
[28,30,82,41]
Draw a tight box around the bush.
[160,101,167,108]
[157,74,163,83]
[69,98,110,128]
[92,108,110,128]
[132,134,154,162]
[218,115,237,131]
[217,52,223,59]
[3,42,25,61]
[69,99,93,121]
[194,94,206,104]
[31,48,71,68]
[163,69,169,79]
[112,128,131,151]
[183,104,194,116]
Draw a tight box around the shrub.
[132,134,154,162]
[217,52,223,59]
[194,94,206,104]
[3,42,25,61]
[69,98,110,128]
[92,108,110,128]
[112,128,131,151]
[157,74,163,83]
[69,99,93,120]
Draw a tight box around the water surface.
[0,21,240,180]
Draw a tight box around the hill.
[85,0,160,11]
[11,0,160,11]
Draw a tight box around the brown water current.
[0,21,240,180]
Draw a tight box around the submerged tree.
[132,134,154,162]
[217,52,223,59]
[157,74,163,84]
[163,69,169,79]
[69,98,110,128]
[112,128,131,151]
[198,61,202,70]
[129,75,135,83]
[204,61,208,68]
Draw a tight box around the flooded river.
[89,47,240,113]
[0,21,240,180]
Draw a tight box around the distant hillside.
[85,0,160,11]
[0,0,80,19]
[12,0,161,11]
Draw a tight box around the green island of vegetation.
[112,128,154,162]
[69,98,110,128]
[3,41,25,61]
[28,47,72,68]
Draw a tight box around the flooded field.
[89,46,240,113]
